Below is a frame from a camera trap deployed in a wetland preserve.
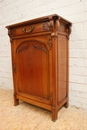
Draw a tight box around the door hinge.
[50,94,53,104]
[13,64,16,73]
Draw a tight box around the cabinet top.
[6,14,72,29]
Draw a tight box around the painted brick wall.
[0,0,87,109]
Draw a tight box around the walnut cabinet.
[6,14,72,121]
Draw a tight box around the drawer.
[11,22,51,36]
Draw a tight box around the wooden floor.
[0,87,87,130]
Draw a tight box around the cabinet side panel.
[57,35,67,103]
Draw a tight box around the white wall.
[0,0,87,109]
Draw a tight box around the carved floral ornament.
[48,36,52,50]
[32,44,48,53]
[43,20,55,31]
[43,22,50,31]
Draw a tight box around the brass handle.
[22,26,35,33]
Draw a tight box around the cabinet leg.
[14,96,19,106]
[64,101,68,108]
[52,106,58,122]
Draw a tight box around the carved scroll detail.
[32,44,48,53]
[18,44,29,53]
[66,25,72,39]
[8,28,16,37]
[16,41,29,53]
[17,44,29,53]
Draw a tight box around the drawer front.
[11,22,51,36]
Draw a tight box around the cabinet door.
[12,35,51,104]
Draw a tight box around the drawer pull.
[22,26,35,33]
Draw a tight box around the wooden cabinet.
[6,14,72,121]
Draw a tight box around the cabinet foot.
[14,97,19,106]
[52,106,58,121]
[64,101,68,108]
